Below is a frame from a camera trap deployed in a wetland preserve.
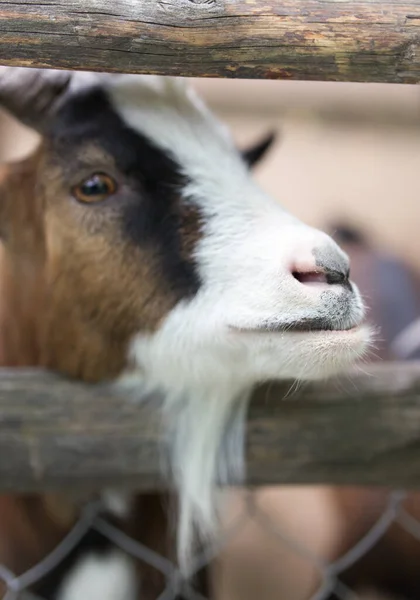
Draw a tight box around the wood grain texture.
[0,363,420,492]
[0,1,419,83]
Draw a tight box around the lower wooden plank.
[0,363,419,491]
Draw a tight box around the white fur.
[102,490,132,519]
[58,551,137,600]
[69,73,372,574]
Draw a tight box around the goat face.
[0,68,372,569]
[0,68,370,387]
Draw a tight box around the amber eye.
[72,173,117,203]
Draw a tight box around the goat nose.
[291,259,350,288]
[324,267,350,286]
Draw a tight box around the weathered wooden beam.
[0,1,420,83]
[0,363,420,492]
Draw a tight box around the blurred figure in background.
[329,223,420,361]
[326,223,420,600]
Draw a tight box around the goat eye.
[72,173,117,203]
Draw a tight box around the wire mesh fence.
[0,363,417,600]
[0,487,418,600]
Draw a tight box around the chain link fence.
[0,488,418,600]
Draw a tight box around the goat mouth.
[230,320,360,334]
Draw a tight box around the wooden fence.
[0,363,419,492]
[0,1,419,84]
[0,1,419,495]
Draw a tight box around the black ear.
[241,131,277,168]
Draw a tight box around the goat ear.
[241,131,277,168]
[0,67,71,133]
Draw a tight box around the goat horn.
[0,66,71,131]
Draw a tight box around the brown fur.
[0,143,183,381]
[0,141,202,597]
[0,494,78,597]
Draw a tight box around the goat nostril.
[292,271,328,285]
[292,267,349,286]
[326,270,348,285]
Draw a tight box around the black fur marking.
[241,132,276,168]
[49,86,201,299]
[32,527,113,600]
[313,247,352,291]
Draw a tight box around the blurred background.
[1,78,420,600]
[195,79,420,267]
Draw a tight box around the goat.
[0,66,371,600]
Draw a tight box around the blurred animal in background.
[321,223,420,600]
[329,223,420,360]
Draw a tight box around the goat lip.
[229,322,361,334]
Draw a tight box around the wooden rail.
[0,1,420,83]
[0,363,420,492]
